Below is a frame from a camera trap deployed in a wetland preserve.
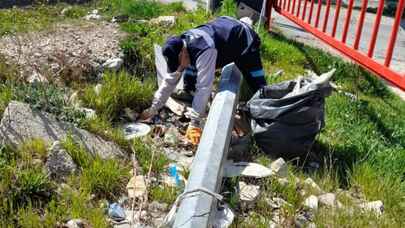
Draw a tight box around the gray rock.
[267,197,292,209]
[303,195,319,210]
[0,101,126,159]
[359,200,384,215]
[102,57,123,71]
[46,141,78,182]
[270,158,288,178]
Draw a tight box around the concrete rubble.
[238,181,260,202]
[270,158,288,178]
[359,200,384,215]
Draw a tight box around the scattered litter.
[213,203,235,228]
[162,148,193,169]
[270,158,288,178]
[102,57,124,71]
[108,203,126,222]
[238,181,260,202]
[94,84,102,95]
[126,175,147,199]
[168,164,181,186]
[152,125,166,138]
[78,107,96,119]
[359,200,384,215]
[123,123,151,140]
[150,16,176,27]
[223,161,272,178]
[164,127,180,146]
[304,195,319,210]
[85,9,101,20]
[66,219,88,228]
[162,164,185,188]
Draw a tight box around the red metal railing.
[268,0,405,90]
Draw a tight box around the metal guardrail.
[173,63,242,228]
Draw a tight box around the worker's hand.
[185,125,202,145]
[139,107,158,121]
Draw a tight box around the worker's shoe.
[171,89,194,103]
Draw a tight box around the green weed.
[149,185,178,204]
[80,157,129,199]
[61,135,92,168]
[82,71,155,121]
[132,137,170,174]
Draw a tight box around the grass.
[132,137,170,175]
[0,3,91,36]
[1,0,405,227]
[82,71,155,121]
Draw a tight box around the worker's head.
[162,36,183,73]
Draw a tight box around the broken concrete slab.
[270,158,288,178]
[223,161,272,178]
[0,101,126,159]
[359,200,384,216]
[238,181,260,202]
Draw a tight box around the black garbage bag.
[246,71,334,158]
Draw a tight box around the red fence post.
[353,0,368,50]
[368,0,385,57]
[384,0,405,67]
[342,0,354,43]
[322,0,331,32]
[331,0,342,37]
[315,0,322,27]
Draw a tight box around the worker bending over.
[141,16,267,145]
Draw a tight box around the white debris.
[102,57,123,71]
[270,158,288,178]
[239,181,260,202]
[303,178,323,195]
[164,127,180,146]
[213,204,235,228]
[304,195,319,210]
[123,123,151,140]
[318,193,340,208]
[94,83,102,95]
[85,9,102,20]
[277,177,289,187]
[150,16,176,27]
[27,70,47,83]
[126,175,147,199]
[359,200,384,216]
[223,161,272,178]
[66,219,87,228]
[267,197,292,209]
[78,107,96,119]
